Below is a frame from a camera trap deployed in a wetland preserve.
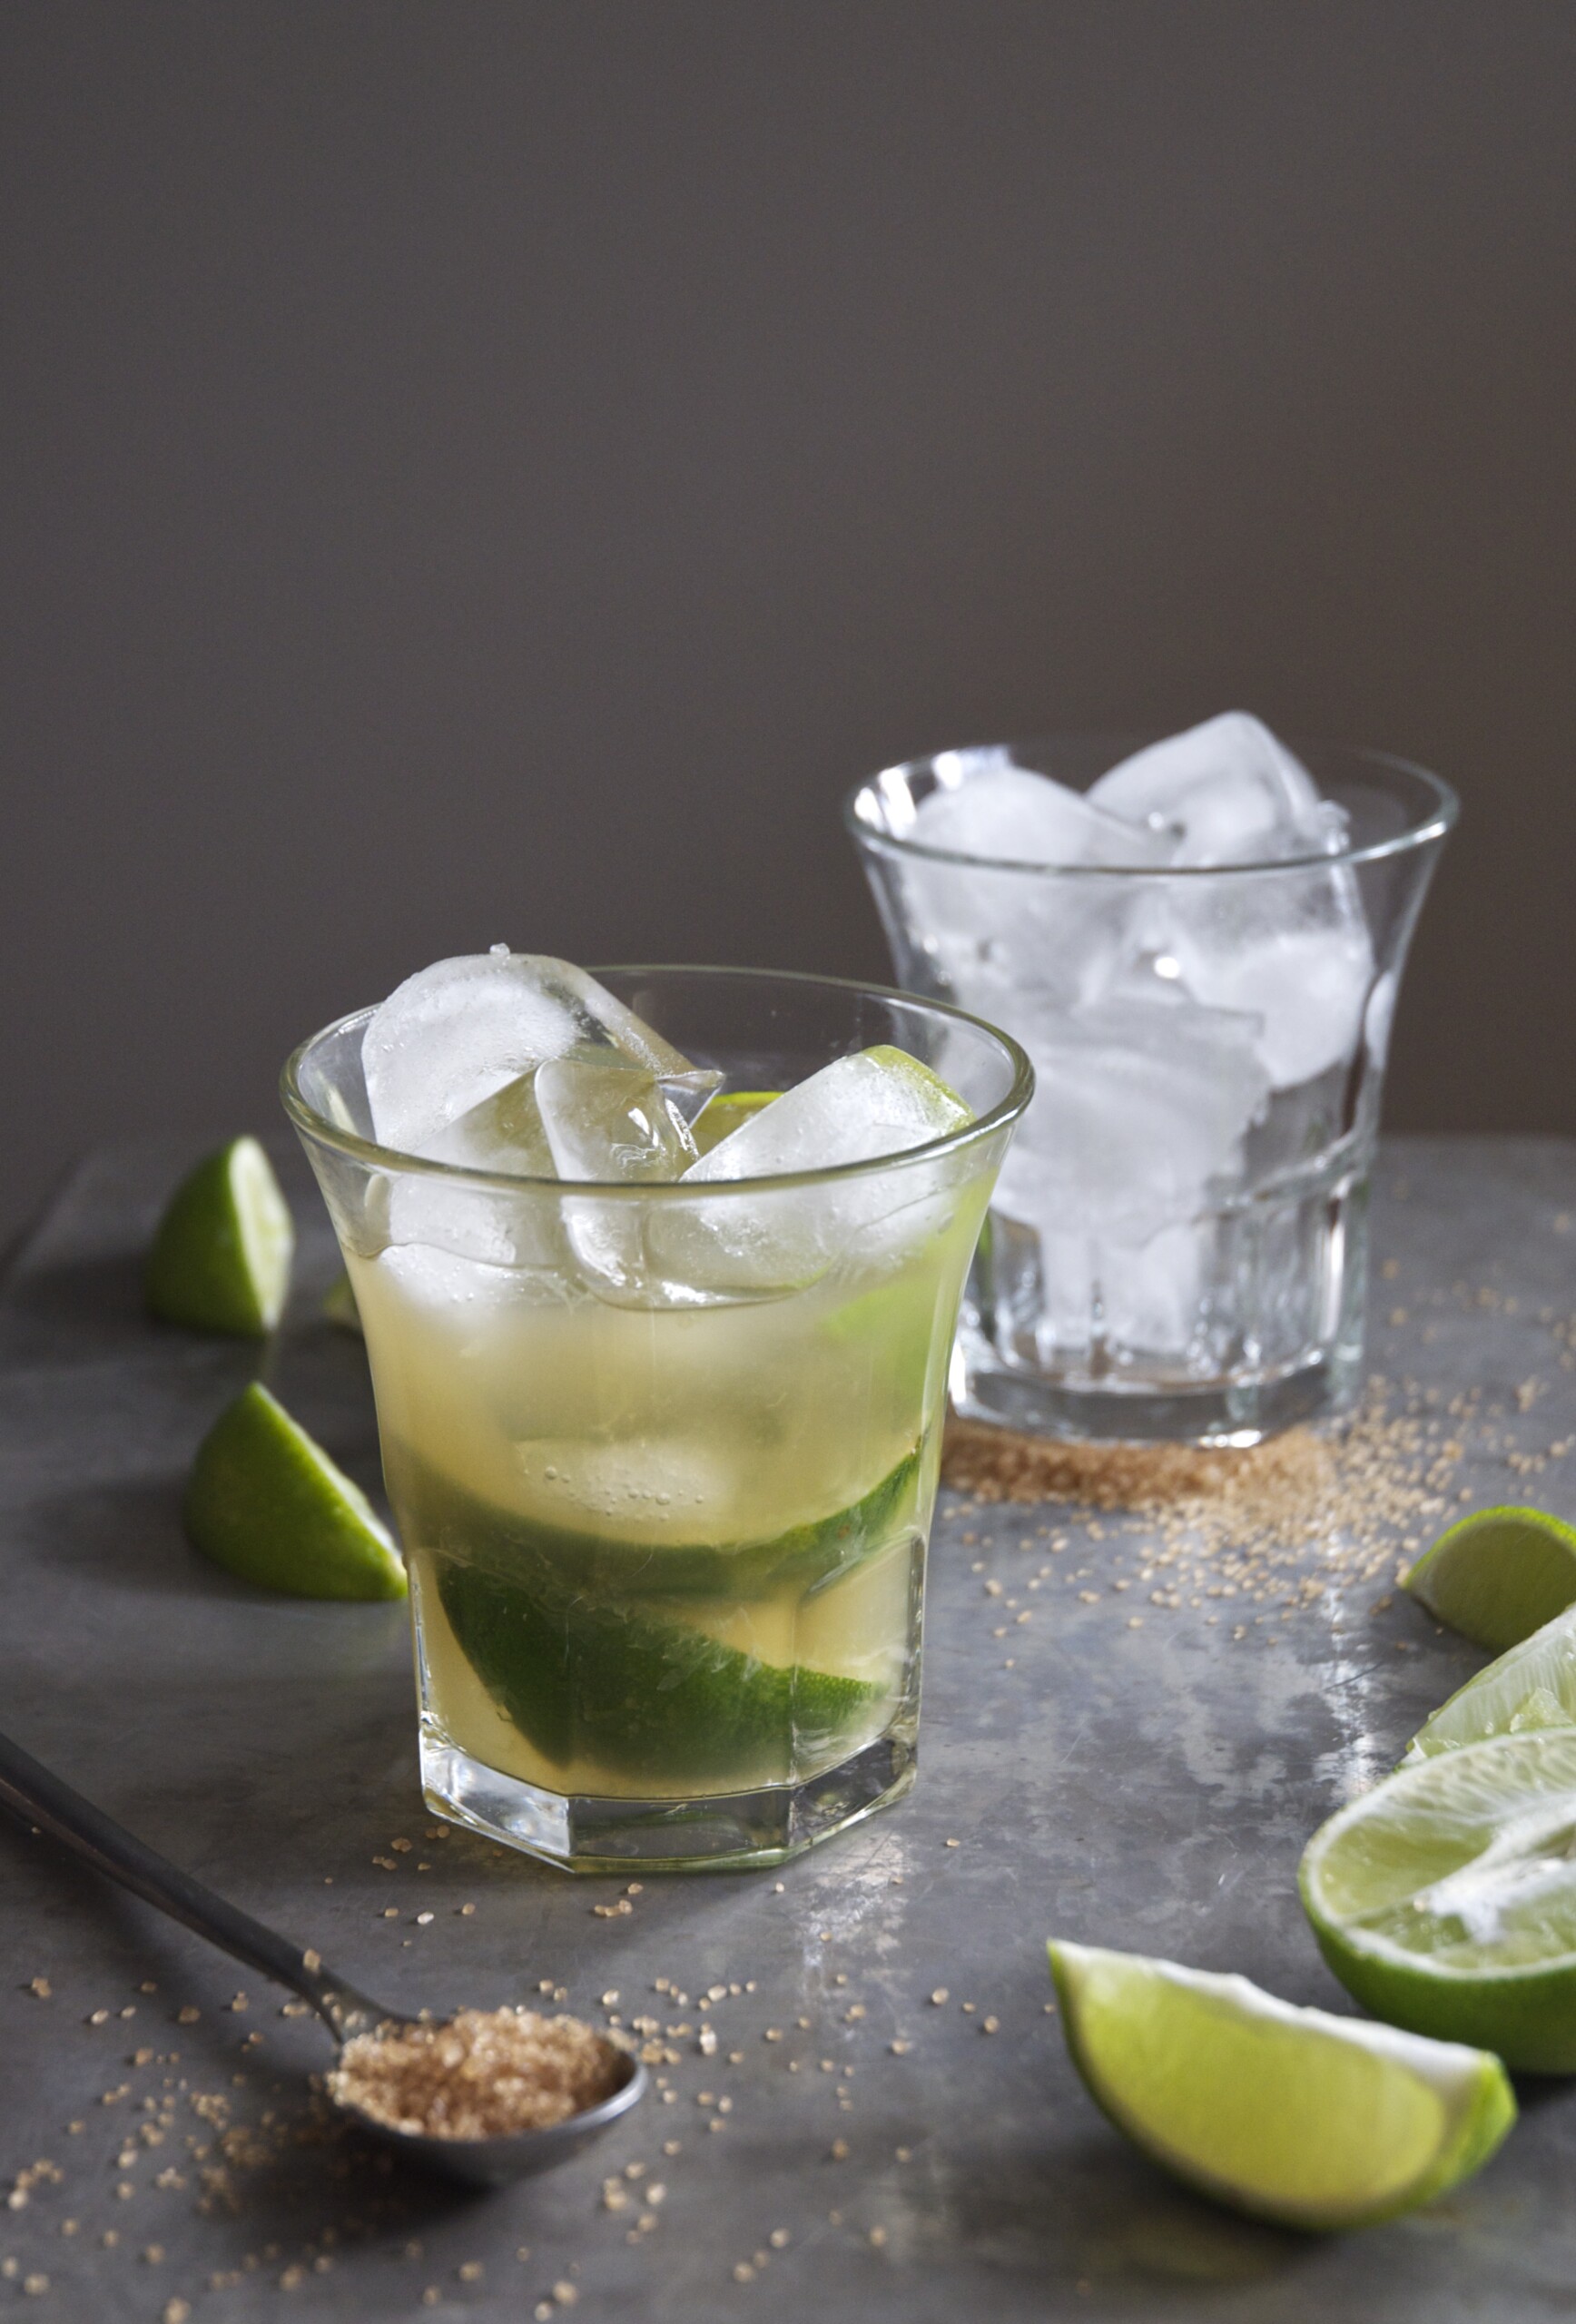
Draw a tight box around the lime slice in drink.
[1404,1505,1576,1649]
[438,1552,882,1782]
[185,1383,407,1601]
[406,1441,920,1604]
[685,1049,971,1182]
[689,1089,778,1157]
[1404,1603,1576,1764]
[1302,1729,1576,2069]
[1048,1940,1514,2230]
[409,1445,910,1779]
[146,1137,294,1335]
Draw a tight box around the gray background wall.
[2,1,1572,1242]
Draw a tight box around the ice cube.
[422,1069,557,1177]
[1088,713,1335,865]
[1089,719,1374,1088]
[536,1057,722,1184]
[652,1046,976,1295]
[365,953,711,1285]
[1165,904,1374,1089]
[987,994,1269,1361]
[379,1161,570,1275]
[534,1054,724,1297]
[913,753,1171,869]
[361,951,695,1157]
[991,995,1270,1244]
[1037,1220,1220,1364]
[903,757,1169,1011]
[685,1046,971,1183]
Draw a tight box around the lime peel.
[1049,1940,1514,2230]
[146,1137,294,1335]
[1404,1504,1576,1650]
[184,1383,406,1602]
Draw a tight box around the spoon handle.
[0,1728,387,2039]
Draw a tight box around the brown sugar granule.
[327,2009,624,2141]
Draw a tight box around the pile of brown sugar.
[942,1416,1335,1520]
[941,1388,1468,1615]
[328,2007,625,2140]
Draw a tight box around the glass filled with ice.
[848,716,1456,1443]
[283,960,1029,1872]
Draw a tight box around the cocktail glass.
[847,738,1456,1444]
[283,968,1029,1872]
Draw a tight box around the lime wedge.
[1302,1730,1576,2069]
[401,1447,910,1779]
[1404,1603,1576,1764]
[1048,1940,1514,2230]
[685,1048,971,1183]
[146,1138,294,1335]
[185,1383,406,1601]
[438,1554,882,1782]
[1404,1505,1576,1649]
[689,1089,778,1158]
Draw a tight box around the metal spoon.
[0,1729,645,2185]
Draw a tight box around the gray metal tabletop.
[3,1136,1575,2323]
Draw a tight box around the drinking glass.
[847,738,1456,1443]
[284,968,1029,1872]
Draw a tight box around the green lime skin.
[1404,1505,1576,1651]
[1301,1915,1576,2075]
[146,1137,294,1335]
[401,1447,917,1781]
[1301,1730,1576,2072]
[437,1560,881,1784]
[184,1383,407,1601]
[1047,1940,1515,2231]
[401,1442,921,1607]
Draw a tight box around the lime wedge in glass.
[146,1137,294,1335]
[185,1383,406,1601]
[1404,1505,1576,1649]
[1302,1729,1576,2069]
[689,1089,778,1157]
[1048,1940,1514,2230]
[399,1444,911,1779]
[1404,1603,1576,1765]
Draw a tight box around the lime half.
[1404,1603,1576,1765]
[146,1137,294,1335]
[1048,1940,1513,2230]
[185,1383,406,1601]
[1404,1505,1576,1649]
[1302,1730,1576,2069]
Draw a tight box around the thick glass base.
[419,1717,918,1874]
[953,1157,1371,1446]
[951,1335,1360,1446]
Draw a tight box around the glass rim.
[843,735,1460,881]
[280,961,1035,1200]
